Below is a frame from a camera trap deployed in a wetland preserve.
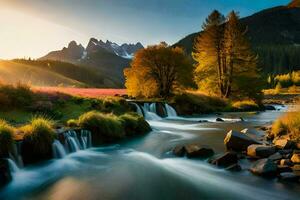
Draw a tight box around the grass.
[0,120,15,157]
[271,111,300,140]
[20,117,55,164]
[78,111,125,145]
[231,100,260,111]
[118,113,151,136]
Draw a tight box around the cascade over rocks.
[224,130,260,151]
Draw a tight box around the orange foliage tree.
[124,43,193,98]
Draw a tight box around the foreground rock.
[291,153,300,163]
[278,172,299,182]
[224,130,260,151]
[274,138,295,149]
[209,152,238,168]
[172,144,214,159]
[0,159,12,188]
[247,144,276,158]
[250,158,277,176]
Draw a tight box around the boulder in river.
[280,159,294,167]
[0,159,12,188]
[209,152,238,168]
[291,153,300,163]
[185,145,214,159]
[278,172,299,182]
[172,146,186,157]
[225,164,242,172]
[277,165,293,173]
[250,158,277,176]
[264,105,276,111]
[247,144,276,158]
[216,118,224,122]
[224,130,260,151]
[274,138,295,149]
[268,152,283,161]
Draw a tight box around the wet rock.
[225,164,242,172]
[172,146,186,157]
[280,159,294,166]
[216,118,224,122]
[278,172,299,182]
[250,159,277,176]
[224,130,260,151]
[278,149,293,155]
[185,145,214,159]
[277,165,293,173]
[268,152,283,161]
[209,152,238,168]
[247,145,276,158]
[292,165,300,171]
[264,105,276,111]
[198,120,209,123]
[291,153,300,163]
[0,159,12,188]
[274,139,295,149]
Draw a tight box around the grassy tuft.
[118,113,151,136]
[0,120,15,157]
[78,111,125,145]
[231,100,259,111]
[20,117,55,164]
[66,119,78,127]
[271,111,300,139]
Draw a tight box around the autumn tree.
[193,10,262,99]
[124,43,193,98]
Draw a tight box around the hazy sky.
[0,0,290,59]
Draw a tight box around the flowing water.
[1,104,299,200]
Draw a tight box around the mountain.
[40,39,143,87]
[174,1,300,74]
[0,59,117,87]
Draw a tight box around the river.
[1,105,299,200]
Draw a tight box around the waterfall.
[52,140,67,159]
[142,103,162,121]
[165,104,178,117]
[132,102,143,116]
[149,103,157,113]
[65,131,81,153]
[7,158,19,173]
[69,130,82,150]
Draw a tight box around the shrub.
[21,117,55,164]
[78,111,125,145]
[274,82,282,94]
[288,85,297,93]
[0,83,33,110]
[231,100,259,111]
[0,120,15,157]
[272,112,300,139]
[118,113,151,136]
[67,119,78,127]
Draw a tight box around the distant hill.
[174,1,300,74]
[40,38,144,86]
[0,59,118,87]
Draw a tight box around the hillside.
[174,2,300,74]
[0,60,118,87]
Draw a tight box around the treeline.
[268,71,300,88]
[12,59,108,87]
[255,45,300,74]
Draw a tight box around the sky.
[0,0,290,59]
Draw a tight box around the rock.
[280,159,294,166]
[274,139,295,149]
[172,146,186,157]
[293,165,300,171]
[185,145,214,159]
[224,130,260,151]
[247,145,276,158]
[216,118,224,122]
[0,159,12,188]
[278,172,299,182]
[277,165,293,173]
[291,153,300,163]
[250,159,277,176]
[268,152,283,161]
[278,149,293,155]
[209,152,238,168]
[198,120,209,123]
[225,164,242,172]
[264,105,276,110]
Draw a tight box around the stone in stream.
[274,139,295,149]
[172,146,186,157]
[250,158,277,176]
[277,165,293,173]
[247,144,276,158]
[216,118,224,122]
[280,159,294,167]
[264,105,276,111]
[224,130,260,151]
[0,159,12,188]
[185,145,214,159]
[225,164,242,172]
[278,172,299,182]
[291,153,300,163]
[292,165,300,171]
[209,152,238,168]
[268,152,283,161]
